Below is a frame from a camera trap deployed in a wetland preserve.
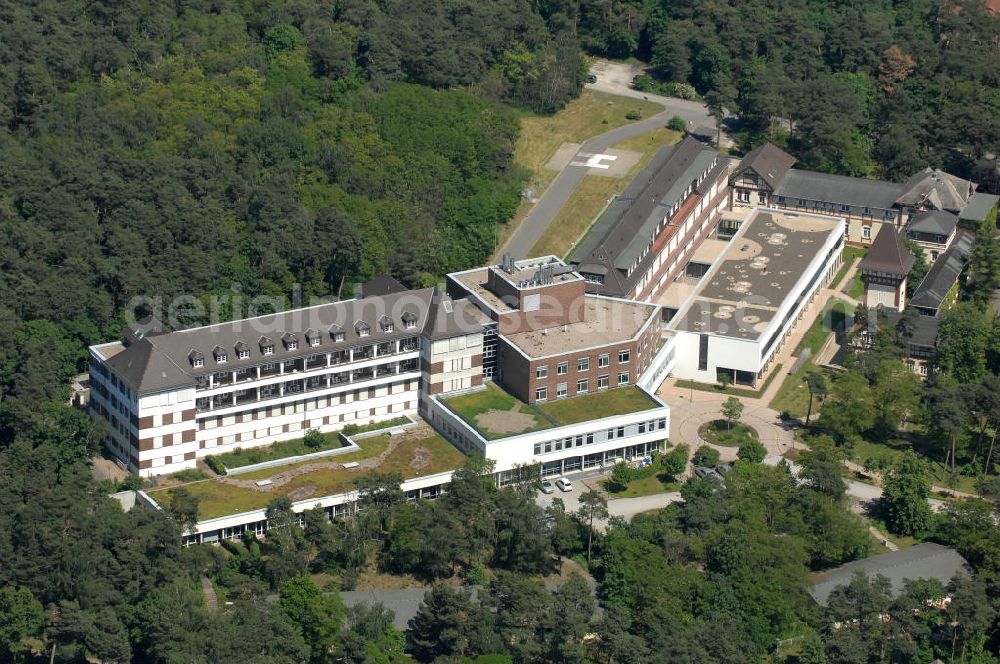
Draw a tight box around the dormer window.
[235,341,250,360]
[282,332,297,351]
[213,346,227,364]
[402,310,418,329]
[329,324,345,343]
[379,315,393,333]
[305,329,321,347]
[355,321,370,338]
[189,350,205,368]
[259,336,274,356]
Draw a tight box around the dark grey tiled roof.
[960,193,1000,222]
[361,274,407,298]
[907,210,958,237]
[810,543,970,607]
[883,309,940,350]
[423,293,490,341]
[571,136,723,296]
[776,169,904,211]
[104,288,438,394]
[731,142,796,190]
[859,226,914,276]
[909,232,973,311]
[898,168,976,212]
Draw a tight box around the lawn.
[768,363,841,419]
[537,386,661,425]
[210,417,410,470]
[794,298,855,357]
[531,127,682,259]
[604,474,680,498]
[699,420,758,447]
[443,382,552,439]
[149,431,466,520]
[831,245,867,291]
[495,90,664,254]
[845,274,865,300]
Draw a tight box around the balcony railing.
[194,358,421,412]
[195,339,422,392]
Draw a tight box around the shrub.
[609,461,634,491]
[672,82,697,100]
[737,439,767,464]
[625,110,641,121]
[172,469,208,482]
[303,428,325,449]
[692,445,721,468]
[663,443,690,477]
[667,116,687,132]
[204,455,226,475]
[976,475,1000,498]
[120,474,146,491]
[632,74,654,91]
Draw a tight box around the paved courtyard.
[660,387,796,459]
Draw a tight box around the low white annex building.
[663,208,844,387]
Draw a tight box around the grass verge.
[604,474,680,498]
[530,127,682,259]
[495,90,664,254]
[674,363,784,399]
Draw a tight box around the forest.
[1,0,1000,662]
[579,0,1000,184]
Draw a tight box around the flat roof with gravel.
[502,296,658,359]
[673,209,841,340]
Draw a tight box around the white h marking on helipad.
[570,152,618,170]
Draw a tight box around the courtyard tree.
[923,374,969,476]
[692,445,721,468]
[737,439,767,464]
[578,489,609,565]
[804,371,828,425]
[721,396,744,431]
[871,359,921,439]
[818,372,875,445]
[880,453,932,538]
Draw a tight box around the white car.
[540,480,555,494]
[555,478,573,492]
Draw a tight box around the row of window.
[535,350,629,379]
[532,417,667,456]
[535,372,629,401]
[195,320,420,367]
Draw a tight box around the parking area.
[533,466,683,525]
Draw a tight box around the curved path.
[666,393,795,460]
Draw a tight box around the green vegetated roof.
[148,430,466,520]
[443,382,662,439]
